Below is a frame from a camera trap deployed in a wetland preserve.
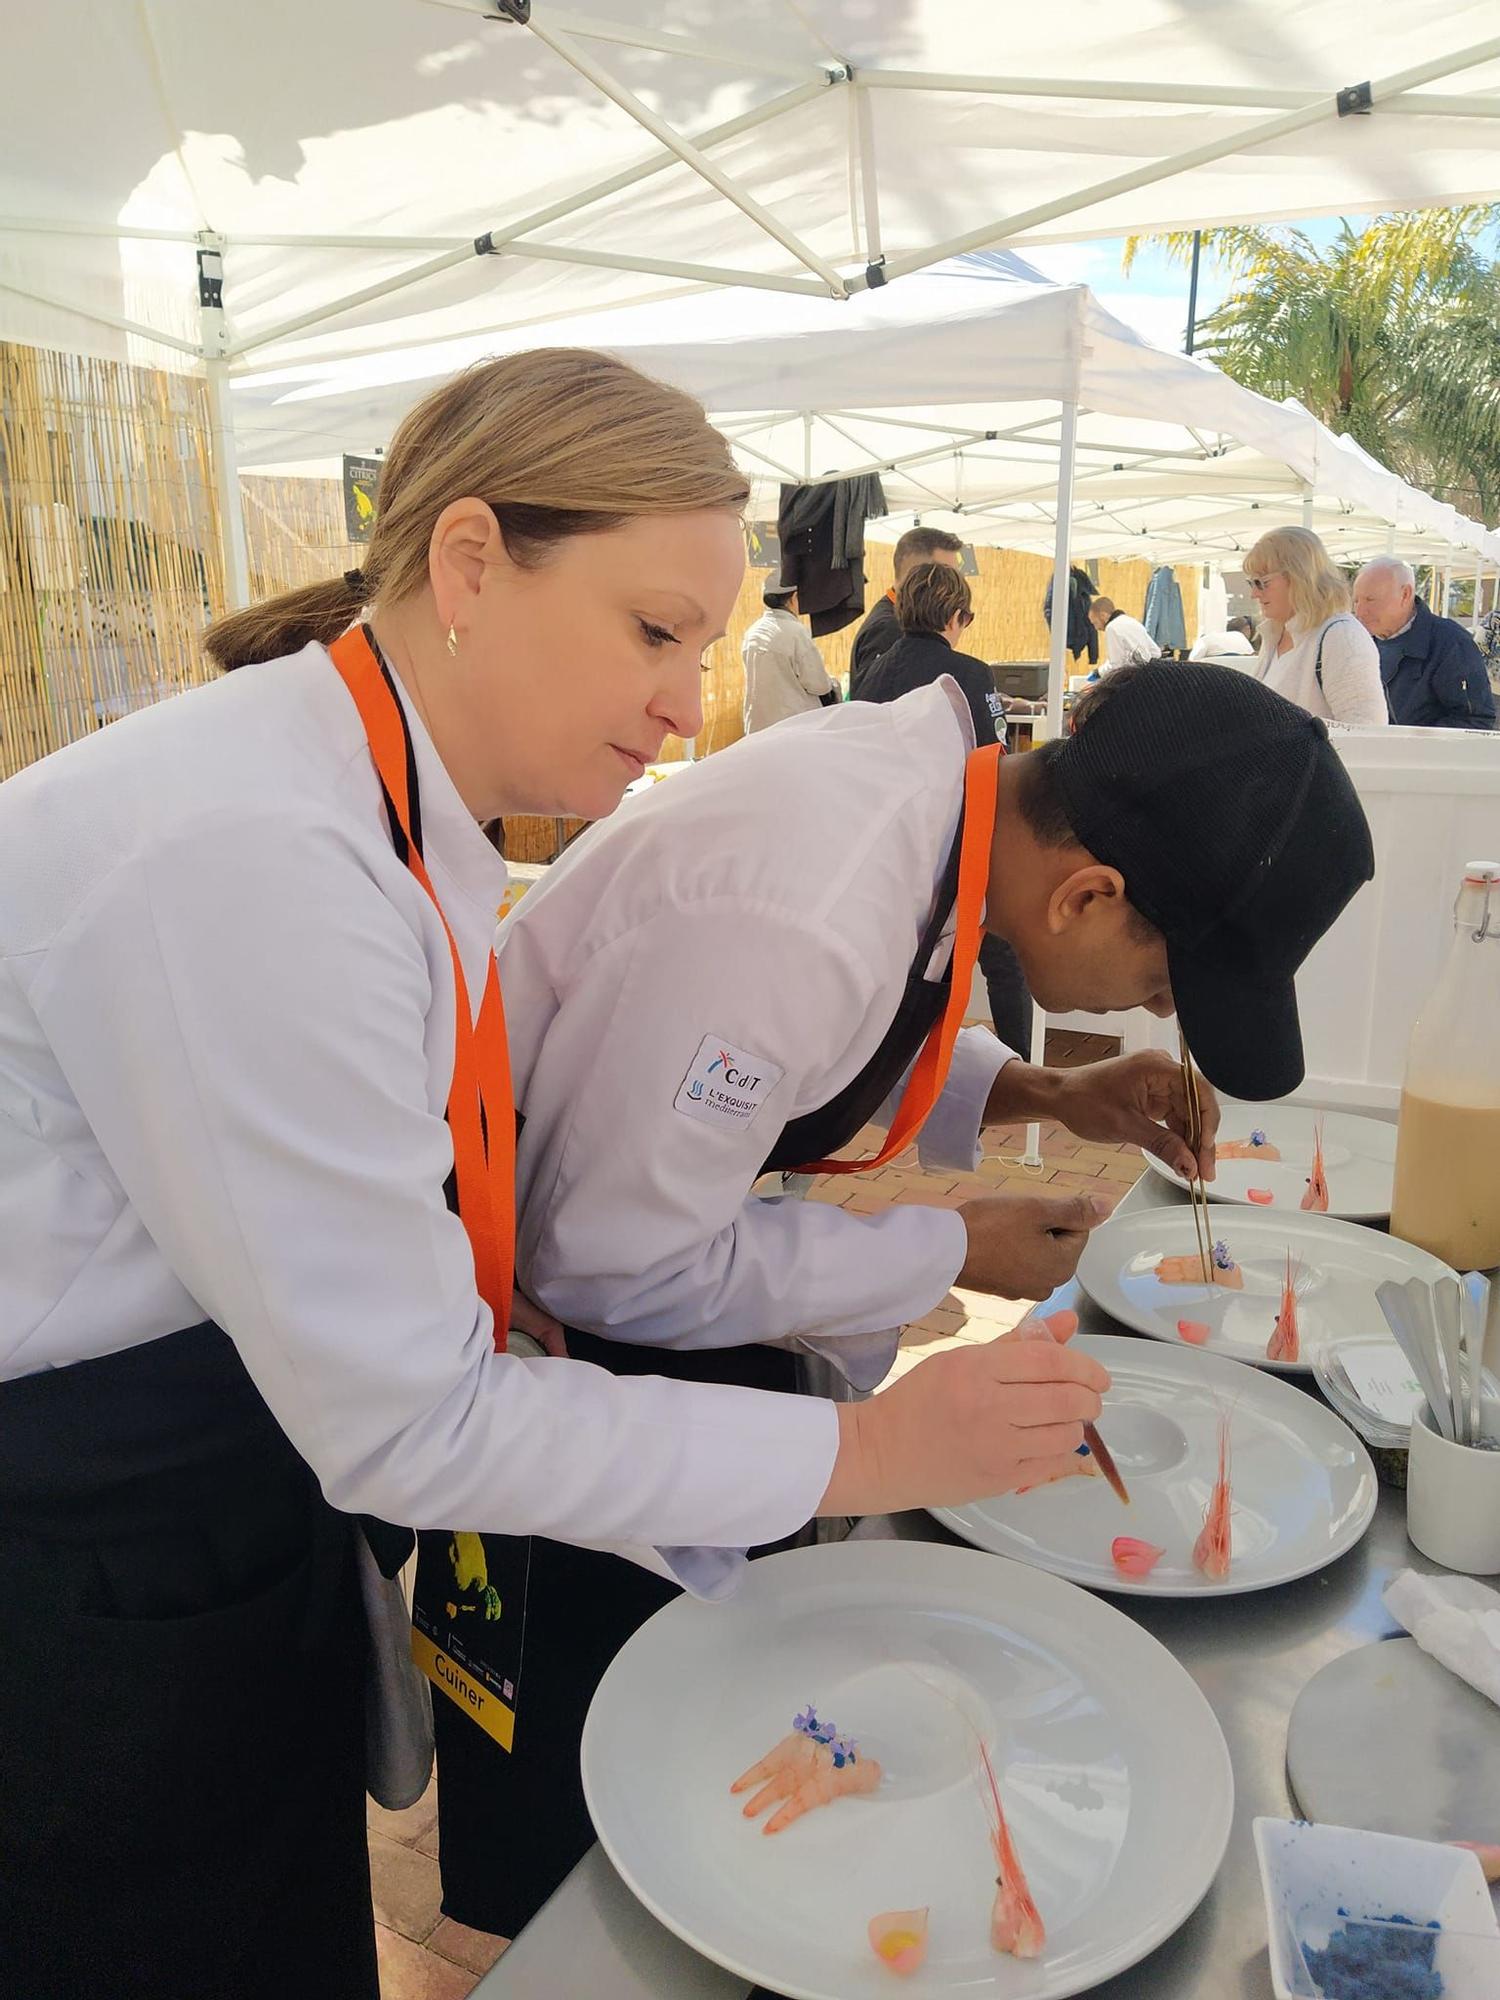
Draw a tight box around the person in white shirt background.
[740,578,837,732]
[1244,524,1389,726]
[1189,613,1258,662]
[1088,595,1164,670]
[0,348,1112,1998]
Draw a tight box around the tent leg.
[1300,483,1314,528]
[1021,397,1081,1172]
[198,241,250,612]
[205,356,250,611]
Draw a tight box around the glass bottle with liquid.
[1390,862,1500,1270]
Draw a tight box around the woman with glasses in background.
[1242,526,1388,726]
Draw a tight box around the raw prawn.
[979,1740,1044,1958]
[1156,1240,1244,1289]
[731,1709,882,1835]
[868,1908,929,1975]
[1300,1119,1329,1212]
[1266,1250,1306,1364]
[1111,1536,1165,1578]
[1216,1128,1281,1162]
[1176,1319,1210,1345]
[1192,1413,1233,1581]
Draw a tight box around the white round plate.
[1078,1205,1453,1377]
[582,1540,1233,2000]
[1142,1100,1395,1221]
[934,1336,1376,1596]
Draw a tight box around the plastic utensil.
[1436,1274,1467,1444]
[1462,1272,1489,1450]
[1377,1279,1454,1443]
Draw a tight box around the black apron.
[430,811,972,1937]
[0,1324,378,2000]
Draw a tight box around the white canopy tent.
[4,0,1500,373]
[5,2,1498,603]
[227,250,1500,583]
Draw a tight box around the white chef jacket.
[0,643,836,1595]
[741,608,836,732]
[1188,630,1255,661]
[1100,612,1163,670]
[499,678,1016,1386]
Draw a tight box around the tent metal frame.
[4,7,1496,604]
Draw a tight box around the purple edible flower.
[792,1706,818,1737]
[1212,1238,1234,1270]
[1250,1129,1267,1148]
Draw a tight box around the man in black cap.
[455,659,1372,1934]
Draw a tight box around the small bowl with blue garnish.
[1255,1818,1500,1999]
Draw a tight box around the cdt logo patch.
[674,1034,784,1131]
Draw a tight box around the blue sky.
[1025,211,1498,354]
[1020,217,1347,354]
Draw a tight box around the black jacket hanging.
[777,475,888,638]
[1043,565,1099,664]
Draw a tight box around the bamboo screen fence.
[0,340,1199,859]
[0,342,223,780]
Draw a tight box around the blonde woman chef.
[0,348,1108,1999]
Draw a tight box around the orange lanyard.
[800,743,1002,1175]
[328,626,514,1349]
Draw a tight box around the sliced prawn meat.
[1217,1137,1282,1162]
[1156,1254,1244,1290]
[731,1731,882,1835]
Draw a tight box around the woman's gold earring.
[446,623,458,658]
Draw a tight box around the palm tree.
[1124,208,1500,519]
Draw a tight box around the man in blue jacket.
[1354,558,1496,730]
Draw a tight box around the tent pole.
[524,14,848,294]
[198,240,250,611]
[872,38,1500,282]
[1301,483,1314,528]
[858,69,1500,117]
[1020,396,1080,1172]
[0,277,200,356]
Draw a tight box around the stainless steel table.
[478,1172,1468,1999]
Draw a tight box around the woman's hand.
[817,1310,1109,1518]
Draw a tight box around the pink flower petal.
[1111,1536,1165,1578]
[868,1908,929,1975]
[1452,1842,1500,1884]
[1177,1319,1210,1344]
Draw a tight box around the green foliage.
[1123,210,1500,518]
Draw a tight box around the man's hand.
[1054,1051,1219,1182]
[956,1189,1113,1300]
[510,1288,568,1357]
